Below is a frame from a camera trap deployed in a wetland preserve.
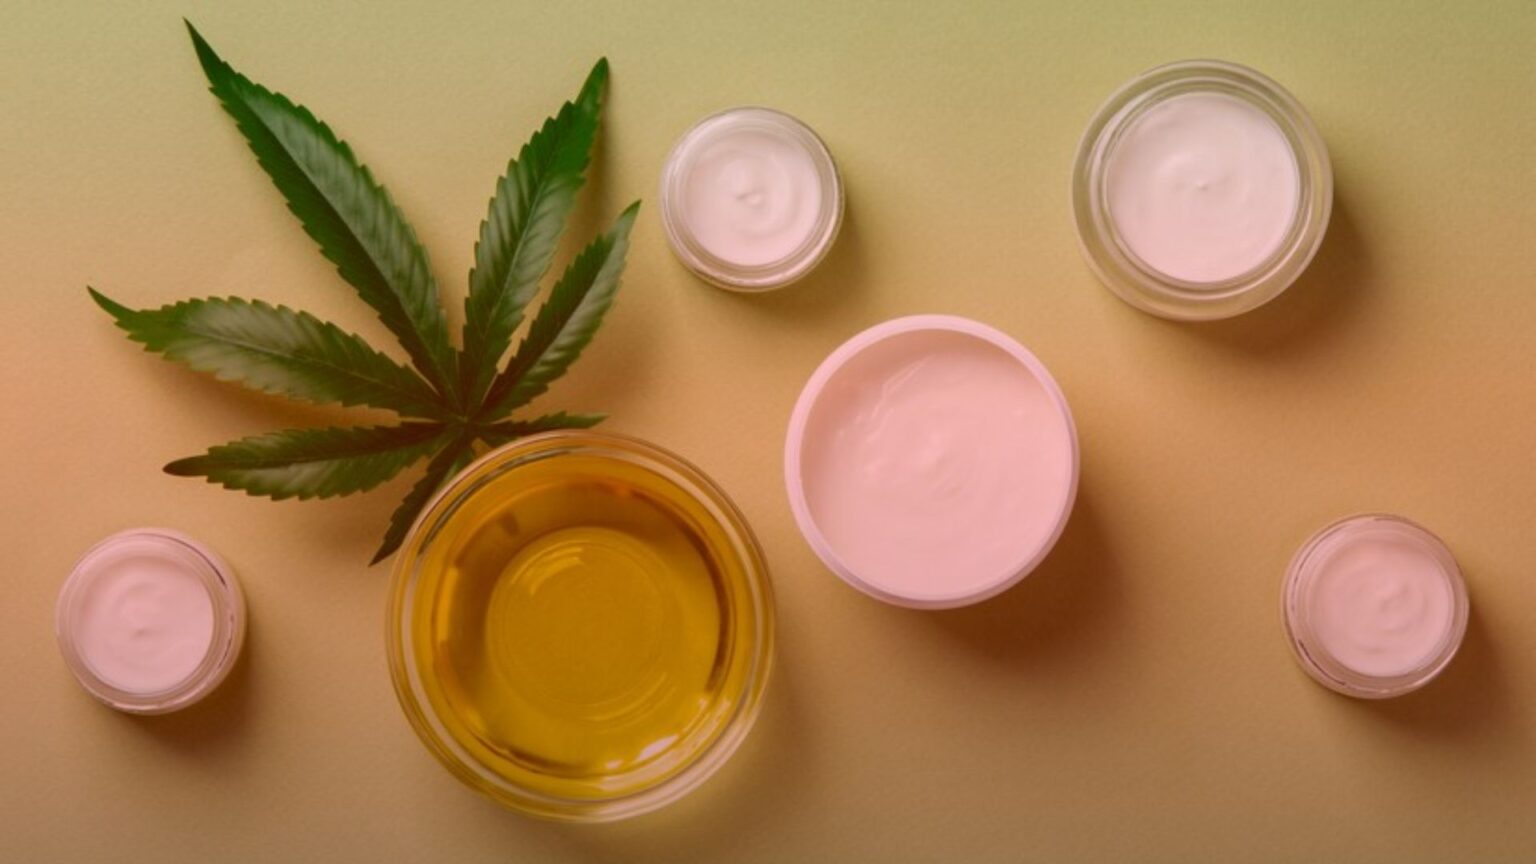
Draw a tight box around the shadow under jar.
[1073,60,1333,320]
[386,432,774,821]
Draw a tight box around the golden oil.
[398,435,770,810]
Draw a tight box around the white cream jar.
[1073,60,1332,320]
[660,107,844,291]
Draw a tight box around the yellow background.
[4,1,1535,860]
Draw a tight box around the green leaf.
[479,202,639,420]
[97,31,640,567]
[478,411,606,446]
[166,422,446,501]
[186,22,459,404]
[89,289,447,419]
[460,59,608,406]
[372,433,477,564]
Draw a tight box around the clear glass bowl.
[1072,60,1333,320]
[386,431,775,821]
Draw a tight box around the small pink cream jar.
[56,528,246,714]
[1282,514,1469,699]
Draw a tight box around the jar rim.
[1281,513,1470,699]
[55,528,246,715]
[385,430,775,821]
[1071,59,1334,320]
[659,105,844,291]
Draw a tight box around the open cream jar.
[785,316,1078,608]
[1282,514,1469,699]
[57,528,246,714]
[660,106,844,291]
[1073,60,1332,320]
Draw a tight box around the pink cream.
[1282,514,1469,698]
[785,316,1078,608]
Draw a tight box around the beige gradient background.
[4,1,1536,861]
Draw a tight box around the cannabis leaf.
[91,22,639,564]
[164,423,450,501]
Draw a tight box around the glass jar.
[1072,60,1333,320]
[386,432,775,821]
[56,528,246,714]
[1282,514,1469,699]
[660,106,844,291]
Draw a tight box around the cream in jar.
[1104,91,1299,283]
[1073,60,1332,320]
[57,529,246,713]
[1282,515,1468,698]
[784,316,1079,608]
[660,107,843,291]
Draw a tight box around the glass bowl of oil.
[386,431,774,822]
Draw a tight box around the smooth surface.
[789,318,1076,605]
[675,111,824,267]
[4,1,1536,861]
[1305,527,1456,678]
[66,541,216,694]
[1106,91,1300,282]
